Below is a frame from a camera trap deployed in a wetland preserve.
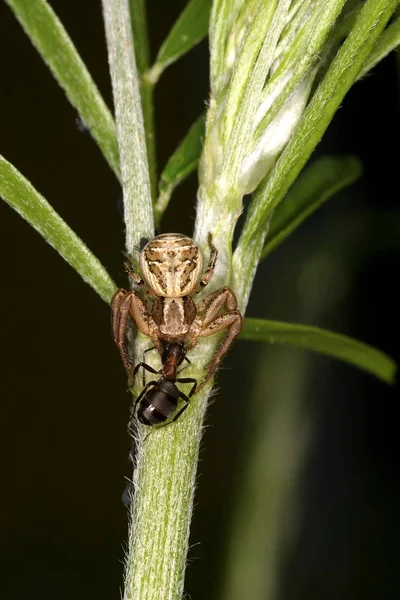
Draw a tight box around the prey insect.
[132,342,196,426]
[111,232,243,424]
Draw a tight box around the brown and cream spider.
[111,233,243,391]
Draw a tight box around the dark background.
[0,1,398,599]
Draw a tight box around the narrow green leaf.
[358,15,400,79]
[151,0,212,79]
[6,0,120,179]
[261,155,363,260]
[233,0,399,311]
[238,0,399,249]
[129,0,150,75]
[240,318,397,384]
[155,114,205,225]
[329,10,400,80]
[0,155,117,304]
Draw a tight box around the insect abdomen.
[137,382,179,425]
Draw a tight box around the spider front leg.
[124,261,154,296]
[111,289,160,380]
[188,287,243,390]
[194,233,218,293]
[111,289,132,375]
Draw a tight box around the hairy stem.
[140,77,158,203]
[129,0,158,201]
[104,2,400,600]
[125,361,212,600]
[102,0,154,260]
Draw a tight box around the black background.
[0,2,399,599]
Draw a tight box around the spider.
[111,232,243,390]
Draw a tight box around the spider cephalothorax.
[111,233,242,390]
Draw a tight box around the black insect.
[131,342,197,426]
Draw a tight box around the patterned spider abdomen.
[140,233,203,297]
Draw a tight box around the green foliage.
[155,114,205,225]
[129,0,150,74]
[241,318,397,385]
[0,155,117,303]
[358,14,400,79]
[152,0,212,80]
[239,0,400,248]
[261,155,363,260]
[5,0,120,178]
[2,2,400,599]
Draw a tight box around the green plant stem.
[102,0,154,259]
[124,312,229,600]
[140,77,158,203]
[102,3,216,600]
[125,362,212,600]
[129,0,158,201]
[5,0,120,179]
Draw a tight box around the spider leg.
[198,286,238,318]
[111,289,133,376]
[196,311,242,391]
[187,286,239,348]
[111,289,160,380]
[194,232,218,293]
[124,262,154,296]
[124,262,145,286]
[188,287,242,390]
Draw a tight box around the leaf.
[240,318,397,385]
[358,15,400,79]
[5,0,120,179]
[0,155,117,304]
[237,0,399,252]
[153,0,212,76]
[261,155,363,260]
[129,0,150,75]
[155,114,205,225]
